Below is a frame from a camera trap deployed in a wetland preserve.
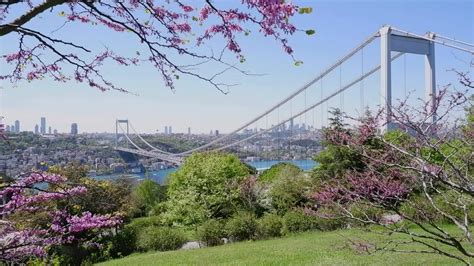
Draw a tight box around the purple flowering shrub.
[0,172,121,262]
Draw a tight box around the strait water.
[94,159,316,185]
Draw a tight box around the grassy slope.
[98,227,469,266]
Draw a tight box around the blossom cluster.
[0,172,121,262]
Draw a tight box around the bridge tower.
[115,119,129,147]
[379,25,436,132]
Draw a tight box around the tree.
[164,152,253,225]
[312,108,364,180]
[1,1,313,93]
[311,83,473,264]
[0,172,121,263]
[132,179,166,216]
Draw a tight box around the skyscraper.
[169,126,172,134]
[5,125,10,132]
[48,126,52,135]
[14,120,20,133]
[188,127,191,135]
[53,129,58,134]
[71,123,78,135]
[40,117,46,134]
[164,126,168,134]
[34,124,39,134]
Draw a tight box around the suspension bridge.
[113,26,474,166]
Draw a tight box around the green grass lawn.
[97,226,471,266]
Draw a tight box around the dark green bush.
[282,210,318,234]
[269,173,312,215]
[257,213,283,238]
[136,226,187,252]
[226,212,258,241]
[197,219,226,246]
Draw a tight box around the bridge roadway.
[114,147,183,165]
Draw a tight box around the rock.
[380,214,403,225]
[181,241,201,250]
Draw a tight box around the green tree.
[164,152,252,226]
[132,179,167,216]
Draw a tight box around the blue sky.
[1,0,473,133]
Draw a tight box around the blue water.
[93,159,316,185]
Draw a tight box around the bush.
[312,207,348,231]
[282,210,318,234]
[257,213,283,238]
[197,219,226,247]
[269,173,312,214]
[259,163,302,184]
[226,212,258,241]
[136,226,187,252]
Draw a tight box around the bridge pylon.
[115,119,129,147]
[379,25,436,132]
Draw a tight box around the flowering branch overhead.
[0,0,311,93]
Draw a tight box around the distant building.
[53,129,58,134]
[188,127,191,135]
[5,125,10,132]
[169,126,172,134]
[14,120,20,132]
[164,126,168,134]
[34,124,39,134]
[10,125,15,132]
[215,130,219,136]
[71,123,78,135]
[40,117,46,134]
[48,126,52,135]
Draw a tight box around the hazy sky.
[1,0,473,134]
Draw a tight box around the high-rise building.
[14,120,20,133]
[34,124,39,134]
[40,117,46,134]
[215,130,219,136]
[5,125,10,132]
[48,126,52,135]
[169,126,172,134]
[164,126,168,134]
[188,127,191,135]
[53,129,58,134]
[71,123,78,135]
[10,125,15,132]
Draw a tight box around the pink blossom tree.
[0,172,121,263]
[0,1,313,93]
[311,76,473,264]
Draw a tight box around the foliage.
[238,175,270,216]
[225,212,258,241]
[311,87,474,264]
[136,226,187,252]
[0,172,121,263]
[132,179,167,216]
[257,213,283,238]
[197,219,226,247]
[259,163,302,184]
[48,164,136,219]
[165,152,252,225]
[269,172,312,214]
[0,1,313,92]
[282,210,318,234]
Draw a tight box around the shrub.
[282,210,318,234]
[257,213,283,238]
[136,226,187,252]
[269,173,312,214]
[259,163,302,184]
[226,212,258,241]
[197,219,226,247]
[311,207,348,231]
